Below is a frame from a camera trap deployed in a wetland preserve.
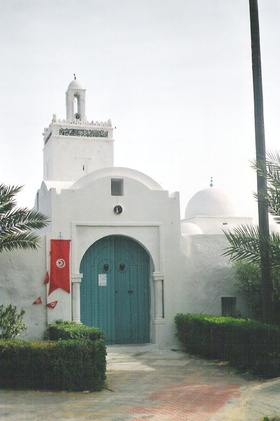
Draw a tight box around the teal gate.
[80,235,150,344]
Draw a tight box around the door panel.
[80,235,150,344]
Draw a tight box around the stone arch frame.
[79,234,153,344]
[71,223,164,344]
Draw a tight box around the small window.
[221,297,237,317]
[111,179,124,196]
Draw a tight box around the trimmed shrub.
[262,418,280,421]
[175,313,280,378]
[0,304,26,339]
[44,320,105,342]
[0,338,106,391]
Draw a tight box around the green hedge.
[45,320,105,342]
[175,313,280,378]
[0,338,106,391]
[261,418,280,421]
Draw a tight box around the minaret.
[42,79,114,182]
[66,75,86,123]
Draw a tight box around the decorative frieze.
[58,128,109,138]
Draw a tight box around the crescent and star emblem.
[56,259,66,269]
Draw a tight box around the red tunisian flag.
[44,271,50,285]
[33,296,42,305]
[46,301,58,309]
[49,240,71,295]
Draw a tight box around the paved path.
[0,345,279,420]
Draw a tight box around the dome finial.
[73,73,76,80]
[210,177,213,187]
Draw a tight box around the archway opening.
[80,235,151,345]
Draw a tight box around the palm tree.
[223,226,280,269]
[223,152,280,322]
[249,0,273,324]
[260,150,280,223]
[0,184,49,252]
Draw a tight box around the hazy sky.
[1,0,280,221]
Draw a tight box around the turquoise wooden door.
[80,235,150,344]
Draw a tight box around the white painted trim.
[71,221,165,274]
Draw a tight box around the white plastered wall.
[180,234,248,318]
[0,238,47,340]
[37,170,183,348]
[0,171,249,348]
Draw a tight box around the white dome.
[185,187,239,218]
[68,79,83,89]
[181,222,203,235]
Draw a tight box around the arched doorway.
[80,235,150,344]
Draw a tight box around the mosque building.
[0,79,252,348]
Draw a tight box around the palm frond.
[251,151,280,219]
[0,184,23,205]
[0,183,49,253]
[0,209,49,236]
[223,224,280,271]
[0,202,15,216]
[0,232,42,253]
[270,232,280,269]
[222,225,261,263]
[267,189,280,218]
[266,150,280,176]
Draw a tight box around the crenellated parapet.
[43,115,113,145]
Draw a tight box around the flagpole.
[249,0,273,322]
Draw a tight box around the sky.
[1,0,280,222]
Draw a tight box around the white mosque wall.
[0,239,47,340]
[180,234,248,318]
[43,124,114,182]
[0,230,249,347]
[0,172,251,348]
[0,79,252,348]
[35,169,185,347]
